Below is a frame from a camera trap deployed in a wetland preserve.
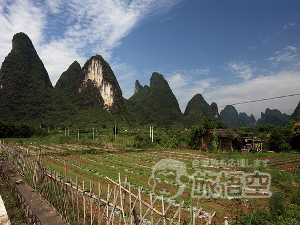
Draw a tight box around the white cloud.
[0,0,182,86]
[197,68,211,75]
[165,69,216,112]
[164,67,300,118]
[38,39,86,85]
[110,61,139,99]
[0,0,45,60]
[204,70,300,117]
[166,72,190,89]
[227,61,253,81]
[267,45,298,63]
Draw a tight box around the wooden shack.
[199,129,240,152]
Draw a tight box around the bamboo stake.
[34,161,37,190]
[70,177,76,225]
[140,194,159,223]
[128,182,132,225]
[128,192,139,225]
[206,211,216,225]
[90,180,93,225]
[193,207,202,225]
[54,172,62,219]
[169,201,184,224]
[50,170,53,203]
[99,185,113,224]
[107,184,110,225]
[108,188,120,224]
[138,186,142,222]
[105,177,167,219]
[76,177,79,225]
[98,182,101,225]
[64,160,67,182]
[118,173,127,225]
[150,192,153,225]
[162,195,166,225]
[91,183,100,224]
[155,200,173,225]
[65,177,70,223]
[83,181,86,225]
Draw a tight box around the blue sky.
[1,0,300,118]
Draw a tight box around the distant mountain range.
[220,105,290,128]
[0,33,299,129]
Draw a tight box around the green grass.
[0,180,26,224]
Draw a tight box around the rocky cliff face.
[134,80,142,94]
[78,55,122,114]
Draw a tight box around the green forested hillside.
[220,105,240,128]
[128,72,183,128]
[55,61,81,98]
[0,32,54,125]
[257,108,290,127]
[291,101,300,119]
[1,32,298,131]
[184,94,220,128]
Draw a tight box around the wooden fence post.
[83,181,86,225]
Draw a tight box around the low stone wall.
[0,161,65,225]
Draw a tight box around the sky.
[1,0,300,118]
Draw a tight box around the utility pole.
[115,121,117,142]
[92,127,95,140]
[152,126,154,143]
[78,129,79,140]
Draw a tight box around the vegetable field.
[7,142,300,224]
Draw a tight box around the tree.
[268,129,292,152]
[291,122,300,137]
[281,117,300,150]
[188,117,228,149]
[291,122,300,150]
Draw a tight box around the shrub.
[268,129,284,152]
[291,187,300,206]
[238,208,271,225]
[279,141,292,152]
[269,191,285,219]
[58,135,74,144]
[133,135,153,149]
